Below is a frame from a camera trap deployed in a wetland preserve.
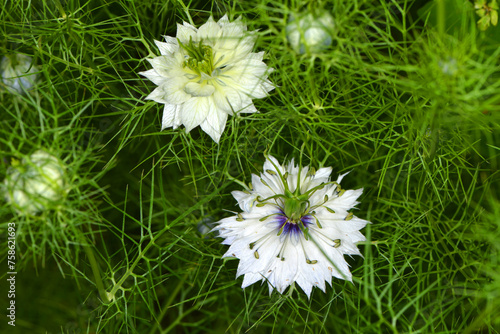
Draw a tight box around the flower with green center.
[214,156,370,297]
[3,150,67,215]
[140,14,274,143]
[475,0,499,31]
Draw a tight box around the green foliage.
[0,0,499,333]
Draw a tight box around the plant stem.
[83,242,111,304]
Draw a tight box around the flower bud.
[286,12,335,54]
[1,54,38,94]
[3,150,67,214]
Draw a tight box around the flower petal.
[162,77,191,104]
[197,16,221,39]
[161,104,182,130]
[200,104,228,142]
[176,22,197,42]
[154,40,178,55]
[139,69,167,86]
[184,82,216,97]
[180,97,211,132]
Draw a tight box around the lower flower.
[215,155,370,297]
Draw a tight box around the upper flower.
[3,150,67,215]
[140,14,274,143]
[215,156,369,297]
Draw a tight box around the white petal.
[212,86,242,113]
[326,188,363,211]
[163,77,191,104]
[315,167,333,179]
[145,86,169,104]
[197,17,221,39]
[200,104,228,143]
[139,69,166,86]
[180,97,210,132]
[163,35,178,45]
[239,101,258,114]
[176,22,197,43]
[147,55,178,77]
[241,272,263,288]
[217,14,230,26]
[161,104,181,130]
[231,190,257,212]
[336,172,350,184]
[154,40,177,55]
[220,20,246,38]
[184,82,216,97]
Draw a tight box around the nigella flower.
[215,156,369,297]
[140,14,274,143]
[3,150,67,215]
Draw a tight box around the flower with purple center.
[215,155,370,297]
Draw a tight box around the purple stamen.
[275,210,312,237]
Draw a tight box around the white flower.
[1,54,38,94]
[140,14,274,143]
[3,150,66,215]
[286,12,335,54]
[215,156,369,297]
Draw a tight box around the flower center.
[283,195,309,224]
[179,37,215,76]
[276,211,312,237]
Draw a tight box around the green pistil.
[283,196,308,224]
[261,158,346,233]
[178,37,215,76]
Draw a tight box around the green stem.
[147,271,189,334]
[108,231,160,298]
[83,243,111,304]
[225,170,249,190]
[437,0,445,36]
[428,104,440,159]
[176,0,194,25]
[108,183,225,300]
